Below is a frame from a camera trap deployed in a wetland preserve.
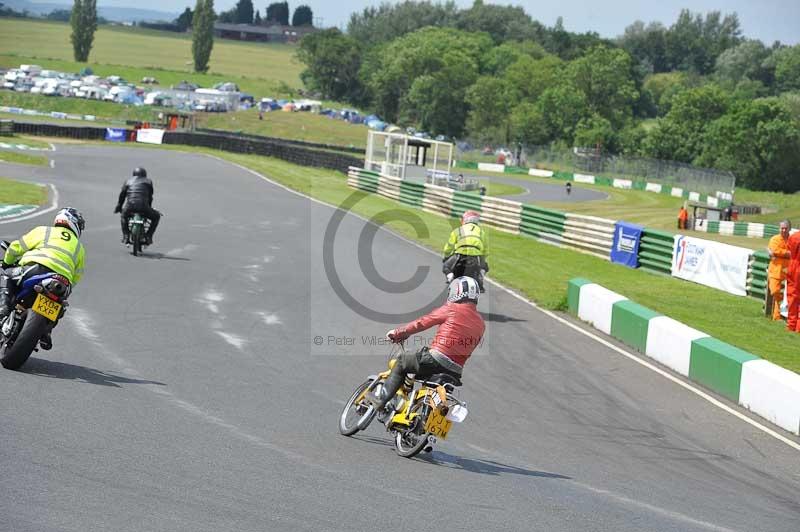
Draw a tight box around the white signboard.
[671,235,751,296]
[136,128,165,145]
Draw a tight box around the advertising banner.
[671,235,751,296]
[104,128,126,142]
[136,128,165,145]
[610,221,643,268]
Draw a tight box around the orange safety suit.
[785,232,800,331]
[767,234,791,320]
[678,208,688,230]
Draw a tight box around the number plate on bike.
[32,293,61,322]
[424,409,452,439]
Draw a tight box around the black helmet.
[133,167,147,178]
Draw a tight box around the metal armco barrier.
[0,119,13,136]
[163,131,363,173]
[638,229,674,275]
[195,128,366,155]
[13,121,114,140]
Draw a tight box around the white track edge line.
[208,155,800,452]
[0,184,59,225]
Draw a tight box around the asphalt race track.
[463,171,608,203]
[1,145,799,532]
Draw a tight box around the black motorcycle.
[443,254,487,292]
[127,213,151,256]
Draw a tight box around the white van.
[19,64,42,75]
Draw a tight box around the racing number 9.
[60,230,71,241]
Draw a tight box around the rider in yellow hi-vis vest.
[442,210,489,292]
[0,208,86,350]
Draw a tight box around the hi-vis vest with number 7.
[4,226,86,284]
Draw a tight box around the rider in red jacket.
[366,276,485,410]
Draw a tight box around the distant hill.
[2,0,178,22]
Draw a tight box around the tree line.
[298,1,800,192]
[216,1,312,26]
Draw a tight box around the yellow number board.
[32,293,61,322]
[424,408,452,439]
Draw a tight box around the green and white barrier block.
[645,317,708,377]
[670,187,684,198]
[740,360,800,435]
[529,168,554,178]
[645,183,662,193]
[573,173,595,184]
[567,278,800,435]
[612,178,632,190]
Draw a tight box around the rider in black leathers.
[114,167,161,245]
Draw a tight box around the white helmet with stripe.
[447,276,480,304]
[54,207,85,238]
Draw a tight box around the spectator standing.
[678,205,688,230]
[767,221,791,320]
[784,228,800,331]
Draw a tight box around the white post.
[365,130,373,170]
[433,141,439,177]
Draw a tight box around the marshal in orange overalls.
[784,231,800,331]
[767,227,791,320]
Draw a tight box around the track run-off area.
[1,145,799,532]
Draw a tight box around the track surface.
[463,171,608,203]
[1,146,798,532]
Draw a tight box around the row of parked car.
[0,64,254,112]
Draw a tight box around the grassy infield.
[1,19,799,373]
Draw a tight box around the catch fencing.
[347,166,770,302]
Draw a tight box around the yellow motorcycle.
[339,345,468,458]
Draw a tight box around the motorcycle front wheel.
[339,378,377,436]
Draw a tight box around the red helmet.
[461,210,480,225]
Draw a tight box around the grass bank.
[0,176,47,204]
[0,19,303,91]
[115,142,800,374]
[0,150,48,166]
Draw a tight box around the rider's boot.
[365,366,404,410]
[39,332,52,351]
[0,274,14,322]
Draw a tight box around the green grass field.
[0,150,48,166]
[0,176,47,204]
[0,19,303,93]
[118,143,797,374]
[5,135,53,149]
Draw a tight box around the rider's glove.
[386,329,403,343]
[113,205,121,214]
[445,272,454,283]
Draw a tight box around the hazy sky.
[95,0,800,45]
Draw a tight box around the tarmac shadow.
[20,358,166,388]
[139,252,191,262]
[420,450,571,480]
[481,312,526,323]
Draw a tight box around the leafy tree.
[253,9,261,24]
[535,84,589,142]
[266,1,289,25]
[509,102,550,145]
[70,0,97,62]
[618,21,668,73]
[566,45,638,128]
[665,9,742,74]
[235,0,253,24]
[464,76,514,142]
[503,54,563,103]
[643,71,696,116]
[771,45,800,93]
[46,9,73,21]
[192,0,215,72]
[297,29,363,102]
[480,41,546,76]
[174,7,193,31]
[347,1,460,48]
[362,27,490,136]
[456,0,546,45]
[697,98,800,191]
[573,114,616,150]
[714,40,772,87]
[642,84,730,162]
[292,4,312,26]
[217,7,236,23]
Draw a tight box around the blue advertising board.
[105,128,126,142]
[610,221,643,268]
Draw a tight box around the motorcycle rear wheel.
[339,378,376,436]
[131,224,142,256]
[0,310,50,370]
